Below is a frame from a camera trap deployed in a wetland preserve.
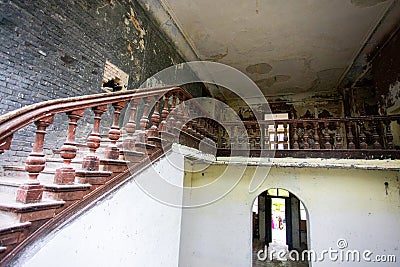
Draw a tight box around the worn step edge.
[0,200,65,213]
[0,222,31,234]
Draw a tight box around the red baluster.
[82,105,107,171]
[168,94,177,131]
[138,97,150,144]
[16,114,54,203]
[159,94,170,132]
[123,98,140,151]
[54,109,84,184]
[148,96,160,138]
[105,101,126,160]
[174,93,183,131]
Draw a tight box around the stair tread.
[0,221,31,232]
[0,198,65,212]
[0,246,6,253]
[0,176,91,189]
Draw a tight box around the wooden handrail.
[218,115,400,153]
[0,86,186,142]
[222,115,400,126]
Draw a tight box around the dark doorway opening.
[252,188,309,266]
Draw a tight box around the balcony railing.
[217,115,400,159]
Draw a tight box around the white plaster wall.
[12,151,400,267]
[179,163,400,266]
[15,151,186,267]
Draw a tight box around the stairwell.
[0,86,218,265]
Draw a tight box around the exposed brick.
[0,0,206,165]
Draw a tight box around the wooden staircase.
[0,86,219,264]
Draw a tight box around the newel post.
[17,114,54,203]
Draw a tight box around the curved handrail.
[0,86,188,142]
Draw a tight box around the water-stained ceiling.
[156,0,399,100]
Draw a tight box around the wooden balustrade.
[0,86,217,204]
[217,115,400,158]
[2,86,400,206]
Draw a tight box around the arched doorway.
[252,188,309,266]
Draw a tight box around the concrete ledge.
[216,156,400,171]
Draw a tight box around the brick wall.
[0,0,203,166]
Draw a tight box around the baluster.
[372,121,382,149]
[82,105,107,171]
[335,121,343,149]
[324,121,332,149]
[283,122,289,150]
[313,121,320,149]
[105,101,126,160]
[181,99,189,132]
[260,124,265,149]
[54,110,84,184]
[17,114,54,203]
[303,122,309,149]
[359,122,368,149]
[138,97,151,143]
[175,94,183,131]
[159,94,170,132]
[347,122,355,149]
[385,119,393,149]
[293,121,299,149]
[148,96,160,138]
[186,120,194,135]
[123,98,139,151]
[274,122,278,150]
[168,94,177,131]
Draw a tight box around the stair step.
[0,198,65,223]
[0,175,91,201]
[0,246,6,253]
[0,221,30,253]
[0,221,31,234]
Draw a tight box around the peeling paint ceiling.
[160,0,398,100]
